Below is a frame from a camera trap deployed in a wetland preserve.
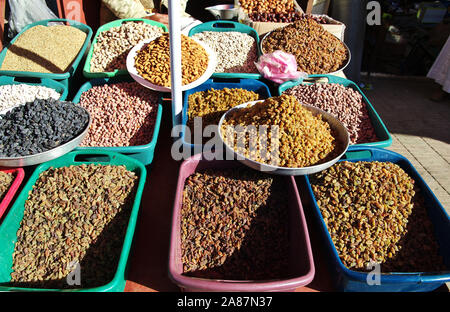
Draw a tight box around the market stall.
[0,0,448,293]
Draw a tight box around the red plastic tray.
[169,153,315,292]
[0,167,25,220]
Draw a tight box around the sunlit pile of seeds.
[10,164,138,288]
[0,84,60,112]
[311,161,446,272]
[221,94,337,168]
[181,168,290,280]
[0,171,14,201]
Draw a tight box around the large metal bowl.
[126,36,217,92]
[218,100,350,176]
[0,106,91,167]
[259,30,351,76]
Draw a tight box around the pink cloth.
[427,35,450,93]
[255,50,307,84]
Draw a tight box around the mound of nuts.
[192,32,258,73]
[311,161,446,272]
[239,0,295,14]
[262,19,348,74]
[79,82,158,147]
[90,21,164,72]
[187,88,260,131]
[249,12,331,24]
[221,94,337,168]
[0,171,14,201]
[134,34,209,87]
[10,164,138,288]
[181,168,290,280]
[284,83,378,144]
[0,84,61,112]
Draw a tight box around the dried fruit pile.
[0,99,89,157]
[78,82,158,147]
[262,19,348,74]
[192,32,258,73]
[134,34,209,86]
[249,12,332,24]
[90,21,164,72]
[0,171,14,201]
[0,84,61,112]
[311,161,446,272]
[284,83,378,144]
[10,164,138,288]
[1,25,86,73]
[221,94,337,168]
[181,168,290,280]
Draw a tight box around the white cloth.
[427,35,450,93]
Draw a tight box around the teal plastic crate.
[188,21,261,79]
[82,18,168,79]
[278,75,392,148]
[71,76,163,166]
[0,150,147,292]
[0,75,68,101]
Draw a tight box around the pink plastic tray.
[0,167,25,221]
[168,154,315,292]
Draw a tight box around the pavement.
[362,74,450,214]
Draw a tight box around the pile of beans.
[221,94,337,168]
[10,164,138,288]
[262,19,348,74]
[0,171,14,201]
[0,99,89,157]
[187,88,260,131]
[0,84,61,112]
[1,25,86,73]
[78,82,158,147]
[249,12,331,24]
[192,32,258,73]
[311,161,446,272]
[284,83,378,144]
[181,168,290,280]
[239,0,295,14]
[90,21,164,73]
[134,34,209,87]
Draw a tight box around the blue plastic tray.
[188,21,261,79]
[303,146,450,292]
[278,75,392,148]
[181,78,271,153]
[72,76,163,166]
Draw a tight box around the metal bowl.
[259,30,351,76]
[126,36,217,92]
[0,106,91,167]
[218,100,350,176]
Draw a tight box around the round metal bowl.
[0,107,91,167]
[259,30,351,76]
[218,100,350,176]
[126,36,217,92]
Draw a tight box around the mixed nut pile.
[90,21,164,73]
[192,32,258,73]
[0,99,89,157]
[134,34,209,87]
[311,161,446,272]
[0,84,61,112]
[239,0,295,14]
[1,25,86,74]
[181,168,290,280]
[0,171,14,201]
[79,82,158,147]
[262,19,348,74]
[221,94,337,168]
[249,12,332,24]
[10,164,139,288]
[284,83,378,144]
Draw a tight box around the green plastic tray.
[0,19,93,88]
[71,76,163,165]
[0,150,147,292]
[0,75,68,101]
[82,18,168,79]
[188,20,261,79]
[278,74,392,148]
